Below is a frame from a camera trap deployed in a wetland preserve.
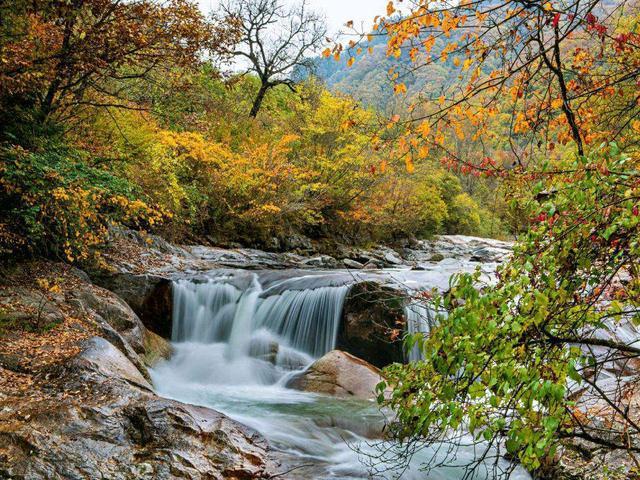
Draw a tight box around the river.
[150,263,530,479]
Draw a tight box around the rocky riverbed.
[0,233,511,479]
[1,231,636,479]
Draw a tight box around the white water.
[152,271,530,479]
[405,300,437,362]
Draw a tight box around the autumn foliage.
[0,0,508,262]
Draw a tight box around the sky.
[199,0,389,35]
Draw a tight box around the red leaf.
[552,13,560,28]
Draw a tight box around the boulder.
[382,251,404,266]
[71,285,147,353]
[91,273,173,339]
[142,329,173,367]
[362,260,384,270]
[342,259,364,269]
[301,255,338,268]
[470,246,507,262]
[71,336,152,390]
[336,282,406,368]
[0,337,278,480]
[286,350,386,401]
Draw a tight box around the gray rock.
[470,246,507,262]
[382,251,404,266]
[0,337,278,480]
[301,255,338,268]
[110,226,191,257]
[286,350,386,401]
[362,261,382,270]
[71,336,152,390]
[342,259,364,269]
[73,286,147,353]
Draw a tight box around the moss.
[143,328,173,367]
[429,253,445,262]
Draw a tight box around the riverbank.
[0,231,636,479]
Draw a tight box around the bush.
[0,141,162,262]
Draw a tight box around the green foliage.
[380,144,640,474]
[0,139,161,261]
[88,74,506,248]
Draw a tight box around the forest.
[0,0,512,265]
[1,0,640,479]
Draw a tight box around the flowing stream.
[151,269,529,479]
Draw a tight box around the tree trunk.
[250,83,269,118]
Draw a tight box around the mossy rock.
[143,328,173,367]
[336,281,407,368]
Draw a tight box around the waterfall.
[171,280,241,343]
[405,300,438,361]
[171,274,350,364]
[153,268,530,480]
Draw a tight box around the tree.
[219,0,326,117]
[330,0,640,170]
[348,0,640,477]
[0,0,238,124]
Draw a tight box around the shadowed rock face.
[0,337,278,480]
[286,350,386,401]
[337,282,407,368]
[92,273,174,339]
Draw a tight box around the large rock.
[142,329,173,367]
[342,259,364,269]
[72,337,152,390]
[71,284,147,353]
[336,282,406,368]
[0,337,278,480]
[92,273,173,339]
[286,350,386,401]
[301,255,338,268]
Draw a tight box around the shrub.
[0,141,162,262]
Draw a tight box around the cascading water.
[151,270,530,479]
[404,300,437,362]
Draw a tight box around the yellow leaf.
[386,1,395,16]
[405,157,415,173]
[394,83,407,95]
[322,48,331,58]
[417,121,431,137]
[347,57,355,67]
[438,95,446,106]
